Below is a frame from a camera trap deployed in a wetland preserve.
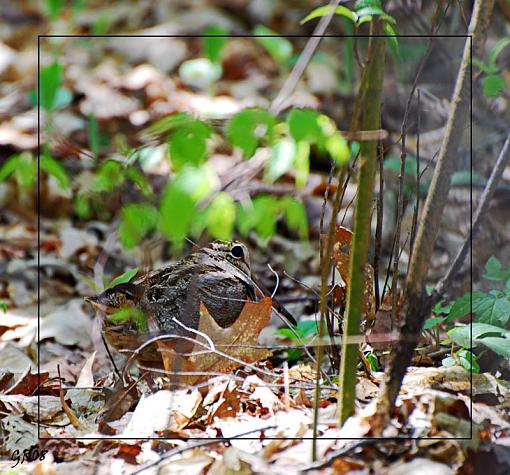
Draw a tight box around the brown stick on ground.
[376,0,496,423]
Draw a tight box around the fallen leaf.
[75,351,96,388]
[2,414,39,453]
[202,378,240,422]
[121,389,202,437]
[190,298,273,380]
[146,298,273,386]
[322,226,375,324]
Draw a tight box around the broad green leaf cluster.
[427,257,510,371]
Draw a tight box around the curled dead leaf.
[135,298,273,386]
[321,226,375,324]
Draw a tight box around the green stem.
[338,22,386,425]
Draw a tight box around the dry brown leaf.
[147,298,273,386]
[322,226,375,324]
[202,378,240,422]
[190,298,272,377]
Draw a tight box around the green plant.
[442,349,480,373]
[426,257,510,365]
[80,267,139,293]
[0,152,70,192]
[276,320,319,361]
[363,349,380,372]
[137,107,351,248]
[472,37,510,98]
[178,26,229,91]
[29,61,72,112]
[302,0,398,54]
[75,158,152,220]
[109,307,148,334]
[253,25,293,67]
[203,26,228,65]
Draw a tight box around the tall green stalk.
[338,23,386,424]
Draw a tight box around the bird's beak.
[84,296,112,314]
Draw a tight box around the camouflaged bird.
[85,241,256,355]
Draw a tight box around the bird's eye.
[230,244,245,259]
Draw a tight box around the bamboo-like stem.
[338,22,386,424]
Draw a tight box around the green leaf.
[169,120,211,171]
[458,350,480,373]
[119,203,158,249]
[282,197,308,240]
[45,0,63,19]
[384,23,399,56]
[295,320,319,337]
[178,166,217,202]
[160,185,196,247]
[356,8,396,24]
[143,112,194,137]
[109,307,148,334]
[265,138,296,182]
[108,267,139,288]
[206,192,236,240]
[479,337,510,357]
[179,58,222,89]
[446,292,473,322]
[226,108,275,158]
[78,273,99,292]
[294,140,310,189]
[354,0,382,10]
[11,152,36,189]
[471,58,495,75]
[287,109,322,144]
[484,256,510,282]
[384,155,418,176]
[276,320,317,340]
[159,167,216,246]
[433,300,453,316]
[204,26,228,64]
[442,356,456,368]
[487,37,510,66]
[366,351,380,371]
[237,195,280,240]
[40,62,64,111]
[74,194,91,219]
[448,322,510,349]
[447,291,510,326]
[88,114,99,158]
[0,300,8,313]
[125,167,153,196]
[483,74,505,98]
[92,12,110,35]
[301,5,357,24]
[423,316,445,330]
[325,133,349,165]
[451,170,485,186]
[53,87,73,109]
[40,154,70,189]
[254,25,293,65]
[473,292,510,326]
[0,155,21,182]
[91,160,124,192]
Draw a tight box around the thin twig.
[373,143,385,309]
[432,130,510,302]
[267,264,280,299]
[409,89,421,259]
[270,0,343,115]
